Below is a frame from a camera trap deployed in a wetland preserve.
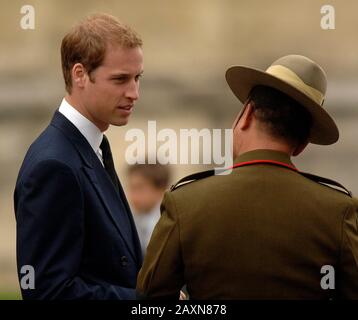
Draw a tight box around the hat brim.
[226,66,339,145]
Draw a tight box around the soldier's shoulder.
[170,168,226,193]
[170,169,353,197]
[300,171,353,198]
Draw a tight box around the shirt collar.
[58,98,103,153]
[234,149,294,167]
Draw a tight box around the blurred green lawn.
[0,292,22,300]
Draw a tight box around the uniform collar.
[58,98,104,154]
[234,149,294,167]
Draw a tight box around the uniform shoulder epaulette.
[170,169,216,191]
[300,172,353,197]
[170,168,352,197]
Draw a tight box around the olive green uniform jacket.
[137,150,358,299]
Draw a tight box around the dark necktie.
[100,135,135,246]
[100,135,120,193]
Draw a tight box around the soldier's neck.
[235,132,294,158]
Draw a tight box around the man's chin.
[111,117,130,127]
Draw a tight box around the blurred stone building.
[0,0,357,297]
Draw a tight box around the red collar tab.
[231,160,298,172]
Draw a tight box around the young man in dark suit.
[14,13,144,299]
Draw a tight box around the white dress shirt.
[58,98,104,166]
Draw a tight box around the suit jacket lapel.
[82,165,139,263]
[115,175,143,263]
[50,111,141,264]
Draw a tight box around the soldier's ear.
[238,102,254,131]
[292,140,309,157]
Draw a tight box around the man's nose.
[125,80,139,101]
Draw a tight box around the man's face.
[81,45,144,131]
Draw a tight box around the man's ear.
[71,63,87,89]
[238,102,255,131]
[292,140,309,157]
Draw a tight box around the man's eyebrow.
[109,73,129,78]
[109,71,144,78]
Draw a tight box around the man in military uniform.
[137,55,358,299]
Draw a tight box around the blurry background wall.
[0,0,357,297]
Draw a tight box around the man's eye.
[113,77,126,82]
[135,74,143,82]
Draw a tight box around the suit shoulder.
[31,125,75,154]
[18,127,81,182]
[25,126,80,166]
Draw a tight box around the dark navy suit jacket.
[14,111,143,299]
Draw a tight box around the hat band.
[266,65,324,105]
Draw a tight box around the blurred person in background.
[127,162,171,256]
[137,55,358,299]
[14,13,144,299]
